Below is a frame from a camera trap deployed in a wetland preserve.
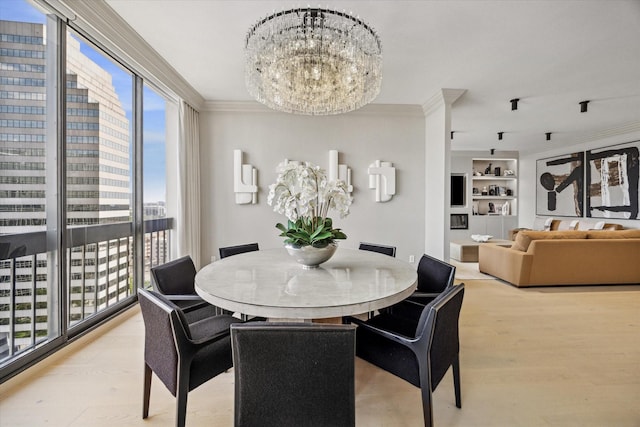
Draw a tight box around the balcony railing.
[0,218,173,365]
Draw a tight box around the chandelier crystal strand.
[245,8,382,115]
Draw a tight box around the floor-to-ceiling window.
[0,0,60,366]
[142,83,169,288]
[65,29,135,328]
[0,0,174,381]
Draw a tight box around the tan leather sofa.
[479,229,640,287]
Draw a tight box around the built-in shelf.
[472,176,517,181]
[471,158,518,216]
[473,196,517,200]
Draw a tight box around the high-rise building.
[1,19,132,351]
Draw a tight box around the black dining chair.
[138,288,241,427]
[219,242,259,259]
[409,254,456,304]
[359,242,397,257]
[346,283,465,427]
[231,322,356,427]
[384,254,456,319]
[359,242,397,319]
[151,255,222,322]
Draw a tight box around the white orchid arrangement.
[267,160,352,247]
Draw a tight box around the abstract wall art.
[368,160,396,202]
[233,149,258,204]
[536,152,584,217]
[328,150,353,194]
[586,141,640,219]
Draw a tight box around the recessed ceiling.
[105,0,640,154]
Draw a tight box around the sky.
[1,0,167,203]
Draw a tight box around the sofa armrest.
[478,244,533,286]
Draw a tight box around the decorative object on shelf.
[328,150,353,194]
[504,169,515,176]
[536,152,584,217]
[494,167,501,176]
[484,163,492,175]
[501,201,510,215]
[488,202,495,213]
[368,160,396,202]
[586,141,640,219]
[481,186,488,195]
[268,160,352,268]
[473,187,480,195]
[472,201,479,215]
[471,234,493,243]
[244,7,382,115]
[234,149,258,204]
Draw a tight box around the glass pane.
[142,84,169,288]
[0,0,58,363]
[65,29,133,327]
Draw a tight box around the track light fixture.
[546,132,552,141]
[498,132,503,140]
[510,98,519,111]
[579,100,589,113]
[450,131,454,139]
[490,148,495,155]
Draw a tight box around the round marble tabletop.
[195,248,417,320]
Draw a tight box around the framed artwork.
[586,140,640,219]
[536,152,584,217]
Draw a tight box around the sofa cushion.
[549,219,579,231]
[586,229,640,239]
[576,221,624,231]
[511,230,588,252]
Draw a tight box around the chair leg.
[420,384,434,427]
[452,355,462,408]
[142,363,152,419]
[175,366,190,427]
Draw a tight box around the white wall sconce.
[368,160,396,202]
[234,149,258,204]
[328,150,353,193]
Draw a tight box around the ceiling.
[104,0,640,154]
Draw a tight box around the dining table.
[194,247,418,321]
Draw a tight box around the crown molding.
[56,0,205,109]
[203,101,424,116]
[421,89,467,116]
[577,120,640,143]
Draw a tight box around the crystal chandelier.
[245,8,382,115]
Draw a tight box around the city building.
[1,19,132,353]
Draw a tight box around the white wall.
[199,104,426,264]
[519,131,640,230]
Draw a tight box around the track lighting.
[510,98,519,111]
[498,132,503,140]
[579,100,589,113]
[450,131,454,139]
[546,132,552,141]
[490,148,495,155]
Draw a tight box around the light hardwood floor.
[1,274,639,426]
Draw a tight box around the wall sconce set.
[233,149,399,205]
[328,150,353,194]
[233,149,258,204]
